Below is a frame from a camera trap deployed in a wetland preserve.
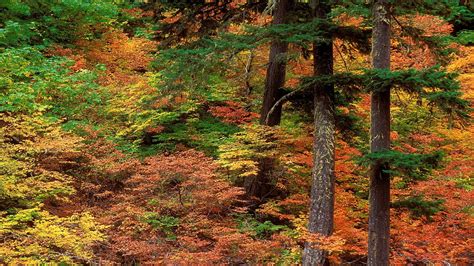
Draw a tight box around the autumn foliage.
[0,2,472,265]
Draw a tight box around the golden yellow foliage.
[0,113,106,263]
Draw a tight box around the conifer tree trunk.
[368,0,391,265]
[246,0,291,199]
[303,1,335,265]
[260,0,290,126]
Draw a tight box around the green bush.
[236,214,287,239]
[0,0,118,46]
[141,213,180,240]
[392,195,445,220]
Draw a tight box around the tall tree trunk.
[260,0,290,126]
[303,1,335,265]
[247,0,291,199]
[368,0,391,265]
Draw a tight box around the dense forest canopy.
[0,0,473,264]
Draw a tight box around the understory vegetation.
[0,0,472,264]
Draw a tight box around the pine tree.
[302,0,335,265]
[260,0,292,126]
[247,0,293,200]
[367,0,391,264]
[363,1,471,263]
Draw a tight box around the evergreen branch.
[358,150,445,181]
[265,66,469,123]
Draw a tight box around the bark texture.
[247,0,292,199]
[368,0,391,265]
[244,157,276,199]
[260,0,290,126]
[302,1,335,265]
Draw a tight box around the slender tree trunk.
[245,50,255,96]
[303,1,335,265]
[260,0,290,126]
[368,0,391,265]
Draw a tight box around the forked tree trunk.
[302,1,335,265]
[368,0,391,265]
[260,0,290,126]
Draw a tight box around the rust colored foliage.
[5,4,473,264]
[76,149,292,264]
[47,27,156,86]
[391,15,453,70]
[209,101,259,124]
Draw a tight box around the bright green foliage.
[0,47,51,113]
[392,195,445,220]
[112,105,199,147]
[277,248,303,266]
[0,47,107,120]
[455,30,474,45]
[236,214,287,239]
[108,83,241,155]
[279,112,308,138]
[454,177,473,191]
[141,213,180,240]
[105,75,204,153]
[152,116,240,156]
[0,0,118,46]
[0,20,35,46]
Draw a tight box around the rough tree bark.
[260,0,290,126]
[246,0,292,199]
[302,0,335,265]
[367,0,391,265]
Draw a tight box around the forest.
[0,0,473,265]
